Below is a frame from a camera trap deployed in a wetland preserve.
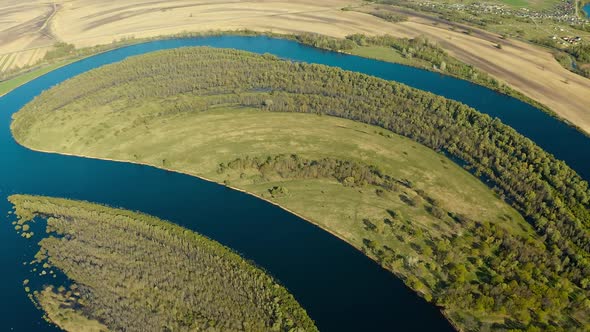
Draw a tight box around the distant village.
[416,0,589,25]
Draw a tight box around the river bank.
[1,29,588,136]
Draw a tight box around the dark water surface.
[584,3,590,18]
[1,36,589,331]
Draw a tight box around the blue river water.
[583,3,590,18]
[1,35,589,331]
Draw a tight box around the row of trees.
[293,32,543,106]
[13,47,590,330]
[345,34,505,87]
[9,195,317,332]
[219,154,403,190]
[365,10,408,23]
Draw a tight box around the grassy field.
[17,105,524,232]
[0,59,77,96]
[349,45,430,67]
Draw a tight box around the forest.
[8,194,317,332]
[219,154,587,330]
[11,47,590,331]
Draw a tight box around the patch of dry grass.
[17,104,527,240]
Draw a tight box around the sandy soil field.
[0,0,56,71]
[0,0,588,133]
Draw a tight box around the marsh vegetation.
[9,194,317,332]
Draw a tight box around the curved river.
[1,36,589,331]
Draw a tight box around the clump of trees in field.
[9,195,317,332]
[566,43,590,77]
[12,47,590,331]
[219,154,397,188]
[366,10,408,23]
[43,42,76,61]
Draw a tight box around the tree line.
[294,32,532,101]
